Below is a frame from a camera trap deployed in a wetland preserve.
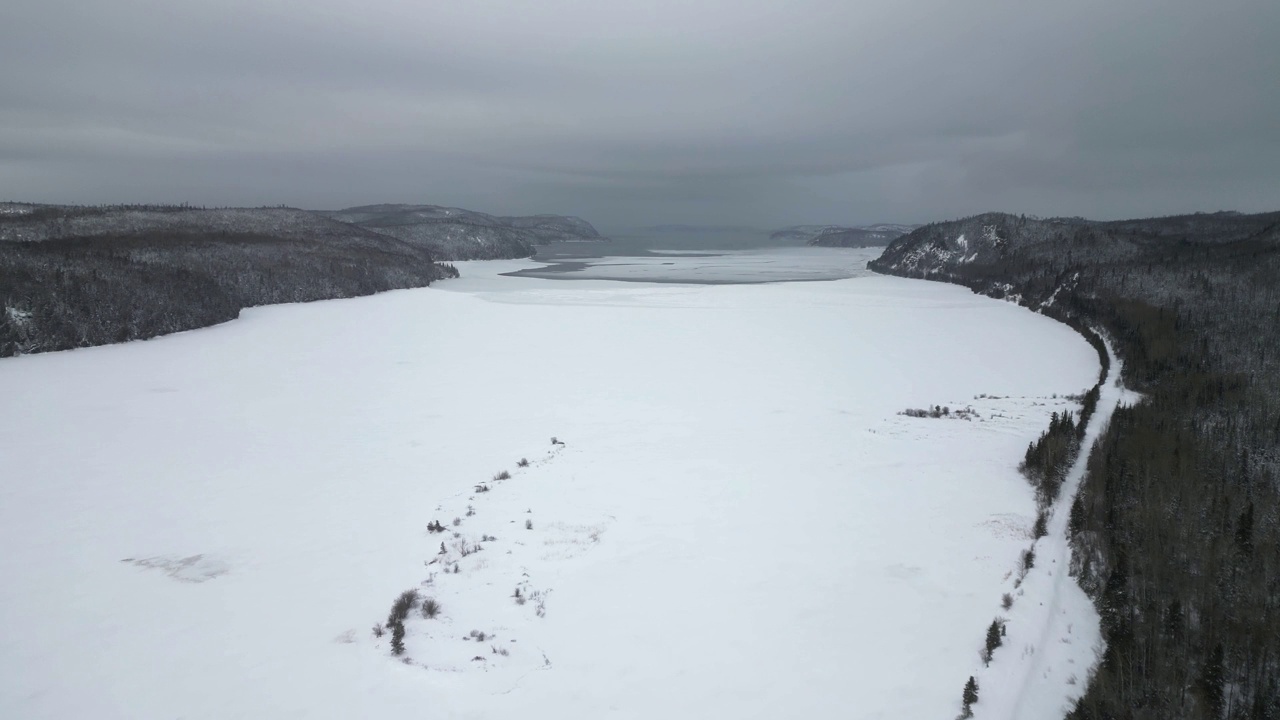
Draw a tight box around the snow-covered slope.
[869,213,1023,278]
[0,263,1098,719]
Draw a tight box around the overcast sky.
[3,0,1277,229]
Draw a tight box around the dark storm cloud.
[2,0,1277,228]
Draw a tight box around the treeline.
[1063,278,1280,719]
[1020,383,1103,508]
[871,211,1280,718]
[0,202,295,223]
[0,230,456,357]
[1020,409,1080,509]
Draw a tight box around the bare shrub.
[388,589,419,626]
[420,598,441,619]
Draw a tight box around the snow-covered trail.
[0,262,1101,719]
[973,339,1139,719]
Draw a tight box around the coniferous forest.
[872,211,1280,719]
[0,205,458,357]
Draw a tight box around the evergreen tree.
[985,620,1003,664]
[1234,500,1254,558]
[1068,495,1084,535]
[1198,643,1224,718]
[390,621,406,656]
[962,676,979,717]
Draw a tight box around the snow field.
[0,261,1100,719]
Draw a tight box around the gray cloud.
[3,0,1277,229]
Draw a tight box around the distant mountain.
[325,204,602,260]
[637,224,762,234]
[770,223,918,247]
[769,225,845,242]
[0,203,456,357]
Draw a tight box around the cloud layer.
[3,0,1277,228]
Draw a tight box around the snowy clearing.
[0,260,1099,719]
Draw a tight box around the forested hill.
[769,223,916,247]
[325,204,603,260]
[1,204,394,243]
[0,203,458,358]
[871,211,1280,718]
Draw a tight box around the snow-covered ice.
[0,259,1101,719]
[510,246,876,284]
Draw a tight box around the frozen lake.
[505,246,878,284]
[0,259,1103,719]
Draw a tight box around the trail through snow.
[973,339,1141,719]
